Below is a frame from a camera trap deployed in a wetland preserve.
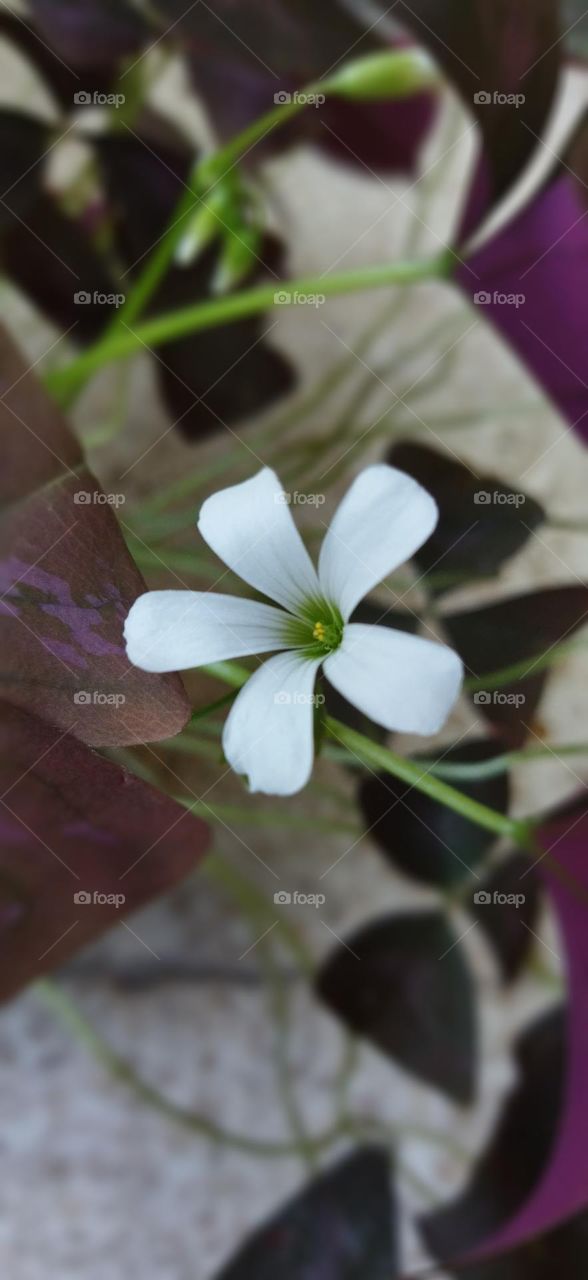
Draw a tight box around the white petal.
[318,465,438,620]
[198,468,321,615]
[124,591,291,673]
[324,624,463,736]
[222,651,322,795]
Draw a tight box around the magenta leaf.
[0,701,209,1002]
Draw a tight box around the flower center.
[282,599,344,657]
[312,620,341,652]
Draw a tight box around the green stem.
[425,742,588,782]
[197,662,531,843]
[46,253,452,403]
[324,716,531,844]
[36,979,333,1159]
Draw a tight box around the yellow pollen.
[313,621,326,642]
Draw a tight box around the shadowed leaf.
[445,587,588,746]
[316,911,477,1103]
[387,443,544,593]
[0,701,209,1003]
[213,1146,396,1279]
[422,1009,565,1267]
[472,853,542,984]
[359,739,508,888]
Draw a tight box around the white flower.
[124,466,463,795]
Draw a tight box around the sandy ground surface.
[1,45,588,1280]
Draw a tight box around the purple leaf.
[423,794,588,1266]
[0,326,191,746]
[316,911,477,1103]
[445,586,588,746]
[358,739,509,889]
[457,174,588,439]
[0,701,209,1002]
[387,442,545,593]
[212,1147,396,1279]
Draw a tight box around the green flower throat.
[283,599,344,658]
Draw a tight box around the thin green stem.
[424,742,588,782]
[324,716,531,844]
[35,979,334,1159]
[46,253,452,402]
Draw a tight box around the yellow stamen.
[313,621,326,642]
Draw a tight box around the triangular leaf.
[316,911,477,1103]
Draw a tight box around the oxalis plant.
[2,7,588,1277]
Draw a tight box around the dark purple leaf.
[0,110,49,228]
[421,797,588,1267]
[472,853,542,984]
[0,13,116,107]
[445,587,588,746]
[0,326,191,745]
[213,1147,396,1280]
[393,0,560,219]
[316,912,477,1103]
[457,174,588,439]
[28,0,150,70]
[387,442,544,593]
[422,1008,565,1267]
[97,129,295,440]
[359,739,508,889]
[3,192,117,342]
[0,701,209,1003]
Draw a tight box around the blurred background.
[1,4,588,1279]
